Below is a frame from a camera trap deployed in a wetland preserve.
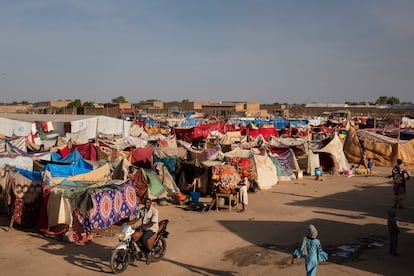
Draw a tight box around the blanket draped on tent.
[66,181,139,233]
[130,146,154,168]
[269,149,300,181]
[7,169,43,227]
[71,141,97,161]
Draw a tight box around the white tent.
[253,152,278,190]
[314,133,349,173]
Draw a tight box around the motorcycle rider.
[130,198,159,263]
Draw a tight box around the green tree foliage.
[386,96,400,105]
[83,101,95,108]
[67,99,82,108]
[112,96,128,103]
[375,96,387,104]
[375,96,400,105]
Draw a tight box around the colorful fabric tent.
[269,149,300,181]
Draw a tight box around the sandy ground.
[1,166,413,276]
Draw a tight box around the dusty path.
[1,166,413,276]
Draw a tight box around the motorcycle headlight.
[118,232,127,241]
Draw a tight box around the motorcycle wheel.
[151,236,167,262]
[110,248,131,274]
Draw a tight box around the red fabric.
[72,209,90,245]
[58,146,69,158]
[175,122,242,142]
[245,127,278,141]
[9,176,42,227]
[130,146,154,168]
[130,169,149,204]
[71,142,97,161]
[133,120,146,127]
[317,125,335,135]
[41,122,48,132]
[25,133,37,144]
[238,158,251,169]
[37,185,51,233]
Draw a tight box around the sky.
[1,0,414,104]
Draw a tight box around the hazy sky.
[1,0,414,104]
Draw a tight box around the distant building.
[290,103,414,117]
[3,99,412,120]
[33,100,72,114]
[0,104,33,113]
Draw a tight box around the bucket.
[218,197,225,206]
[190,191,200,203]
[175,193,186,202]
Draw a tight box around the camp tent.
[344,127,414,169]
[253,152,278,190]
[313,133,349,173]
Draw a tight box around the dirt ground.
[1,165,413,276]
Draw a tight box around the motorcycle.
[110,219,169,274]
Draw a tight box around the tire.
[151,236,167,262]
[110,248,131,274]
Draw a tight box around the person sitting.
[130,198,159,263]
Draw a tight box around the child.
[238,174,249,212]
[367,158,373,174]
[350,165,356,175]
[387,210,400,256]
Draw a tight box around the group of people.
[290,158,410,275]
[130,157,410,273]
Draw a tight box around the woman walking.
[292,224,328,276]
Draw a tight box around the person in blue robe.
[292,224,328,276]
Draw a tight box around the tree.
[83,101,95,108]
[386,96,400,105]
[375,96,400,105]
[375,96,388,105]
[67,99,82,108]
[112,96,128,103]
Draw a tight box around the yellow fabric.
[344,127,414,169]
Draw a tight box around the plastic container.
[190,191,200,203]
[218,197,225,206]
[175,193,186,202]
